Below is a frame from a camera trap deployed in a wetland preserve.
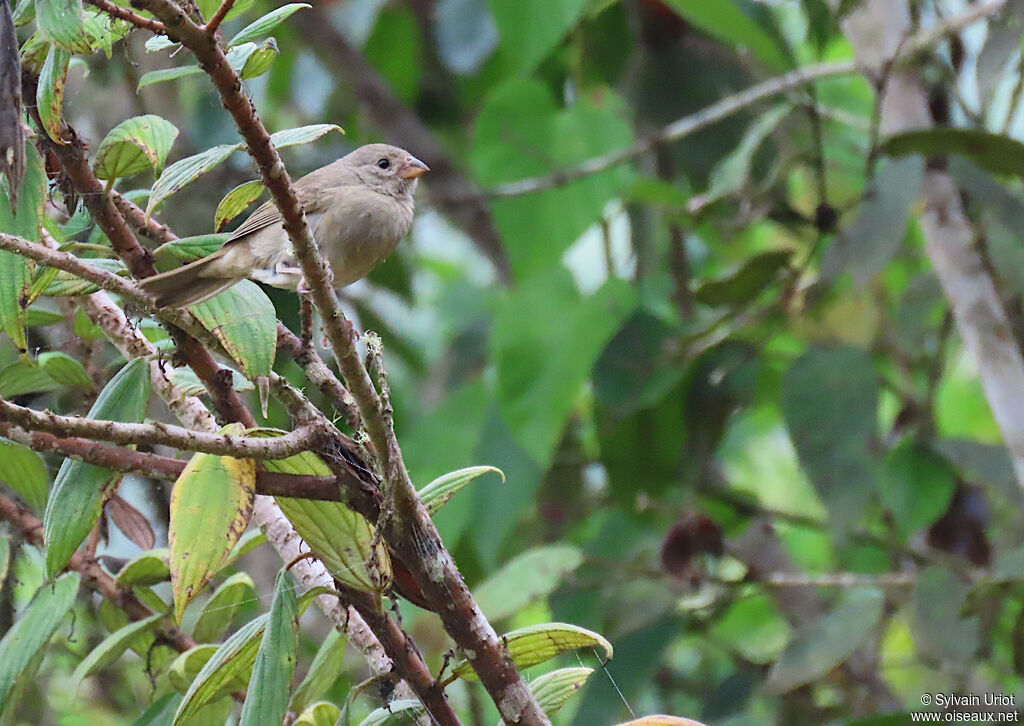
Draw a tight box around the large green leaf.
[192,572,255,643]
[473,544,583,622]
[197,0,254,23]
[0,360,60,397]
[38,351,93,389]
[94,115,180,181]
[661,0,790,70]
[153,234,230,264]
[227,3,310,47]
[239,37,278,79]
[879,443,957,539]
[0,144,45,354]
[528,667,594,718]
[147,144,241,214]
[447,622,612,683]
[35,0,92,52]
[190,280,276,380]
[70,613,164,693]
[36,44,70,143]
[0,573,80,712]
[766,589,884,693]
[44,358,151,576]
[694,249,793,307]
[911,567,979,663]
[884,128,1024,178]
[239,568,299,726]
[115,548,171,587]
[489,0,588,72]
[169,423,256,623]
[0,438,48,513]
[781,346,878,530]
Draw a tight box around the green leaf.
[294,702,341,726]
[801,0,832,52]
[70,613,164,693]
[147,144,241,214]
[19,32,51,72]
[11,0,34,26]
[0,438,48,514]
[527,667,593,718]
[35,0,92,52]
[418,465,504,515]
[36,44,70,143]
[192,572,255,643]
[448,622,612,682]
[44,358,150,576]
[489,0,589,72]
[911,567,979,663]
[473,544,582,622]
[214,180,264,232]
[153,234,230,264]
[884,128,1024,178]
[701,105,791,206]
[0,361,60,397]
[254,430,391,594]
[358,700,425,726]
[115,548,171,587]
[228,3,311,47]
[38,258,127,297]
[169,423,256,623]
[174,614,268,723]
[38,351,93,389]
[94,115,180,181]
[694,249,793,307]
[137,65,204,90]
[144,34,178,53]
[660,0,790,70]
[879,443,957,539]
[240,37,278,79]
[0,572,80,712]
[169,366,255,397]
[268,124,344,149]
[25,307,66,327]
[239,568,299,726]
[781,346,878,530]
[766,588,884,693]
[289,627,346,714]
[824,157,922,287]
[190,280,276,380]
[0,144,46,354]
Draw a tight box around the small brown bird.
[141,143,429,307]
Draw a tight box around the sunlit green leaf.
[147,144,241,214]
[190,280,276,380]
[214,180,264,232]
[268,123,344,149]
[227,3,311,47]
[94,115,180,180]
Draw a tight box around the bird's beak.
[400,156,430,180]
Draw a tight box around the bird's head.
[346,143,429,197]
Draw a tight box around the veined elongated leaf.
[214,179,264,232]
[0,360,60,396]
[268,123,343,149]
[884,128,1024,178]
[192,572,255,643]
[137,65,204,90]
[254,431,391,594]
[38,257,126,297]
[526,667,593,719]
[660,0,790,70]
[115,548,171,587]
[169,423,256,623]
[447,622,612,683]
[11,0,33,25]
[358,700,425,726]
[239,568,299,726]
[36,44,70,143]
[227,3,311,47]
[0,144,45,354]
[289,627,345,713]
[240,37,277,79]
[44,358,151,576]
[191,280,276,380]
[35,0,92,52]
[419,465,503,514]
[197,0,254,24]
[147,144,241,214]
[169,367,254,398]
[94,115,179,180]
[38,351,93,389]
[153,234,230,264]
[71,613,164,692]
[0,572,80,712]
[18,32,50,72]
[174,614,268,722]
[0,438,48,513]
[473,544,582,622]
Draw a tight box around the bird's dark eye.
[377,158,390,170]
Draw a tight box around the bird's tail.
[139,249,240,308]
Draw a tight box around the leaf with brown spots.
[169,423,256,623]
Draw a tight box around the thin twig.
[203,0,235,34]
[84,0,166,34]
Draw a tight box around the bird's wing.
[226,179,344,242]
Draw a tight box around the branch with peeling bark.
[128,1,548,722]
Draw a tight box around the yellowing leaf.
[214,179,264,232]
[36,44,70,143]
[169,423,256,623]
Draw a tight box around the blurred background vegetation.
[7,0,1024,723]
